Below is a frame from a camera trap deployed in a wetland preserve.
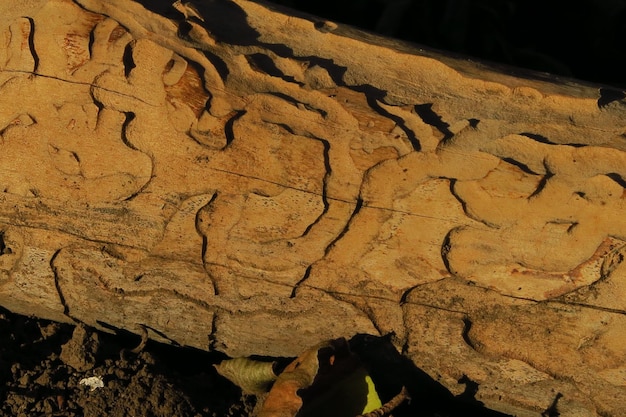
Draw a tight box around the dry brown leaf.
[257,341,324,417]
[257,338,378,417]
[214,357,278,395]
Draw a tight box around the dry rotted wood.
[1,1,626,415]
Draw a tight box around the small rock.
[60,324,100,372]
[34,371,50,386]
[10,363,21,376]
[38,322,61,339]
[18,373,32,385]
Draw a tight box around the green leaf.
[362,374,383,413]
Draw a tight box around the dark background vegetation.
[266,0,626,88]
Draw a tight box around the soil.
[0,306,254,417]
[0,306,512,417]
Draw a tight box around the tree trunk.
[1,0,625,415]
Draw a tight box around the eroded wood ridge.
[1,0,625,415]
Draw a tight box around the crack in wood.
[461,317,476,351]
[50,248,71,318]
[1,70,159,107]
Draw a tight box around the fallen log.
[1,0,625,415]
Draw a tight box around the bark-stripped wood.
[1,1,625,415]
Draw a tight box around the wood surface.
[1,1,625,415]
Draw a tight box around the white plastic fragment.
[79,376,104,391]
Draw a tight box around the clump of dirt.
[0,307,255,417]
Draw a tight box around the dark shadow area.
[542,392,563,417]
[349,334,513,417]
[598,88,626,108]
[135,0,295,59]
[134,0,261,45]
[265,0,626,88]
[414,103,454,141]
